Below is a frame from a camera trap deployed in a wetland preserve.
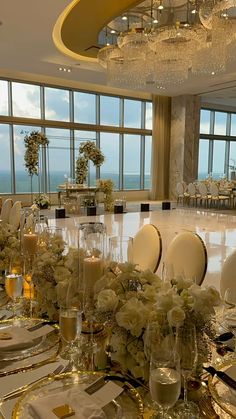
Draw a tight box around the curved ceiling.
[53,0,142,62]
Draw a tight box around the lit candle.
[23,232,38,255]
[83,256,102,293]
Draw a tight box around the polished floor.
[48,206,236,294]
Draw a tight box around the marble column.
[169,95,201,200]
[150,95,171,200]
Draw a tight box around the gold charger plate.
[0,318,59,376]
[12,370,144,419]
[208,359,236,418]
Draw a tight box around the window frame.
[0,77,152,194]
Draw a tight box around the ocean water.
[0,171,151,194]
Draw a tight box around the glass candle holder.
[78,222,106,331]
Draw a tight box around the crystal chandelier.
[97,0,236,90]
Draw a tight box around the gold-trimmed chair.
[220,250,236,298]
[163,231,208,285]
[132,224,162,273]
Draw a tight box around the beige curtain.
[150,95,171,200]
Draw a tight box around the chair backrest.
[198,182,208,196]
[8,201,22,229]
[209,183,219,196]
[176,182,184,196]
[187,183,196,195]
[133,224,162,273]
[164,231,207,285]
[220,250,236,298]
[0,198,13,223]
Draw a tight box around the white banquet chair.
[220,250,236,298]
[132,224,162,273]
[8,200,22,230]
[0,198,13,224]
[163,231,207,285]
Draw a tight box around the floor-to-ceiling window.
[198,108,236,180]
[0,79,152,194]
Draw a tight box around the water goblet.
[175,323,199,418]
[59,306,82,369]
[149,350,181,418]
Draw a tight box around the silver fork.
[1,364,65,402]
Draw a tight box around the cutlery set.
[1,363,72,402]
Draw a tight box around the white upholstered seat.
[0,198,13,224]
[220,250,236,298]
[164,231,207,285]
[8,201,22,229]
[132,224,162,273]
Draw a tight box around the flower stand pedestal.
[55,208,66,218]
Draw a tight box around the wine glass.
[149,350,181,418]
[223,288,236,355]
[108,236,133,265]
[175,323,199,418]
[5,255,24,319]
[59,306,82,369]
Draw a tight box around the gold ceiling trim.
[52,0,142,63]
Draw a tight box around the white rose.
[139,285,158,302]
[174,276,194,291]
[205,286,221,306]
[167,306,186,327]
[96,289,119,312]
[116,297,148,337]
[54,266,71,283]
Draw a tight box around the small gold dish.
[0,332,12,340]
[52,404,75,418]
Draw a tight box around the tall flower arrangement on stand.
[96,179,114,212]
[75,141,104,185]
[24,131,49,202]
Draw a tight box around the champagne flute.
[5,256,24,319]
[175,323,199,417]
[223,288,236,355]
[59,306,82,369]
[149,351,181,418]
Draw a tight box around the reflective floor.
[48,206,236,294]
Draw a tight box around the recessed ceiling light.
[110,29,116,34]
[211,71,215,75]
[153,19,158,24]
[122,15,128,20]
[158,4,164,10]
[58,67,72,73]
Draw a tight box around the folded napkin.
[0,324,53,352]
[28,388,106,419]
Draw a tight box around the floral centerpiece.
[33,193,50,209]
[96,179,114,212]
[0,224,20,271]
[94,262,221,381]
[75,141,104,185]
